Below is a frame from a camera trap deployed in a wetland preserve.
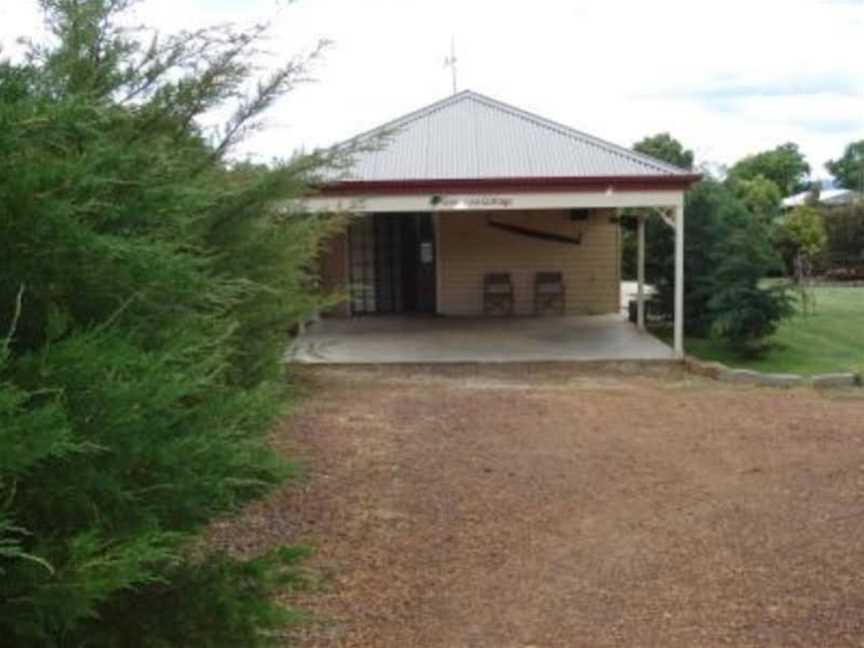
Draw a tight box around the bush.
[0,2,339,644]
[80,547,312,648]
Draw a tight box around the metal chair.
[483,273,514,316]
[534,272,565,315]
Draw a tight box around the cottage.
[298,90,699,363]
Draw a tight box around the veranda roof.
[322,90,698,192]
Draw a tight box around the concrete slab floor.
[288,314,676,364]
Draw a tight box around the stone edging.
[684,357,861,389]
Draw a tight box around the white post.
[673,204,685,357]
[637,215,646,331]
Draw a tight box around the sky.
[2,0,863,179]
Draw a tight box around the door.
[347,213,436,315]
[411,213,436,313]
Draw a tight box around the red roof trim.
[315,175,702,196]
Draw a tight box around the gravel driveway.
[211,365,864,647]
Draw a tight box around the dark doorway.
[348,213,436,315]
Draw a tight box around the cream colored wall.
[436,209,620,316]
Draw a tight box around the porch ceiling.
[289,315,675,364]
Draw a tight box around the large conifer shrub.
[0,1,341,644]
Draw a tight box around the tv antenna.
[443,36,458,94]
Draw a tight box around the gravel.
[210,365,864,647]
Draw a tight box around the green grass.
[660,286,864,375]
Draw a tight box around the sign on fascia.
[429,195,514,210]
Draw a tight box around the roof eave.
[314,174,702,196]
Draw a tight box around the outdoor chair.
[534,272,566,315]
[483,273,514,316]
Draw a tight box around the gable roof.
[324,90,696,190]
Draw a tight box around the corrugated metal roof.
[782,188,861,209]
[326,90,690,183]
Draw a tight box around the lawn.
[677,286,864,375]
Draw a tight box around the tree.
[822,202,864,269]
[727,143,811,197]
[707,222,793,353]
[0,1,341,645]
[649,179,743,336]
[647,178,792,352]
[633,132,694,170]
[826,140,864,191]
[621,133,693,280]
[773,206,828,313]
[779,206,829,263]
[731,174,783,225]
[626,136,792,351]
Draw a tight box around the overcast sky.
[2,0,863,179]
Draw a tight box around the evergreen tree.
[648,179,792,351]
[649,179,735,336]
[0,1,341,645]
[707,223,793,352]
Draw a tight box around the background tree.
[727,142,811,197]
[773,206,828,313]
[633,132,694,170]
[821,202,864,271]
[621,133,694,279]
[730,174,783,225]
[0,1,343,645]
[775,206,829,272]
[826,140,864,191]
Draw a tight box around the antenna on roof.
[443,36,458,94]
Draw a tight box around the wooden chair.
[483,273,514,316]
[534,272,565,315]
